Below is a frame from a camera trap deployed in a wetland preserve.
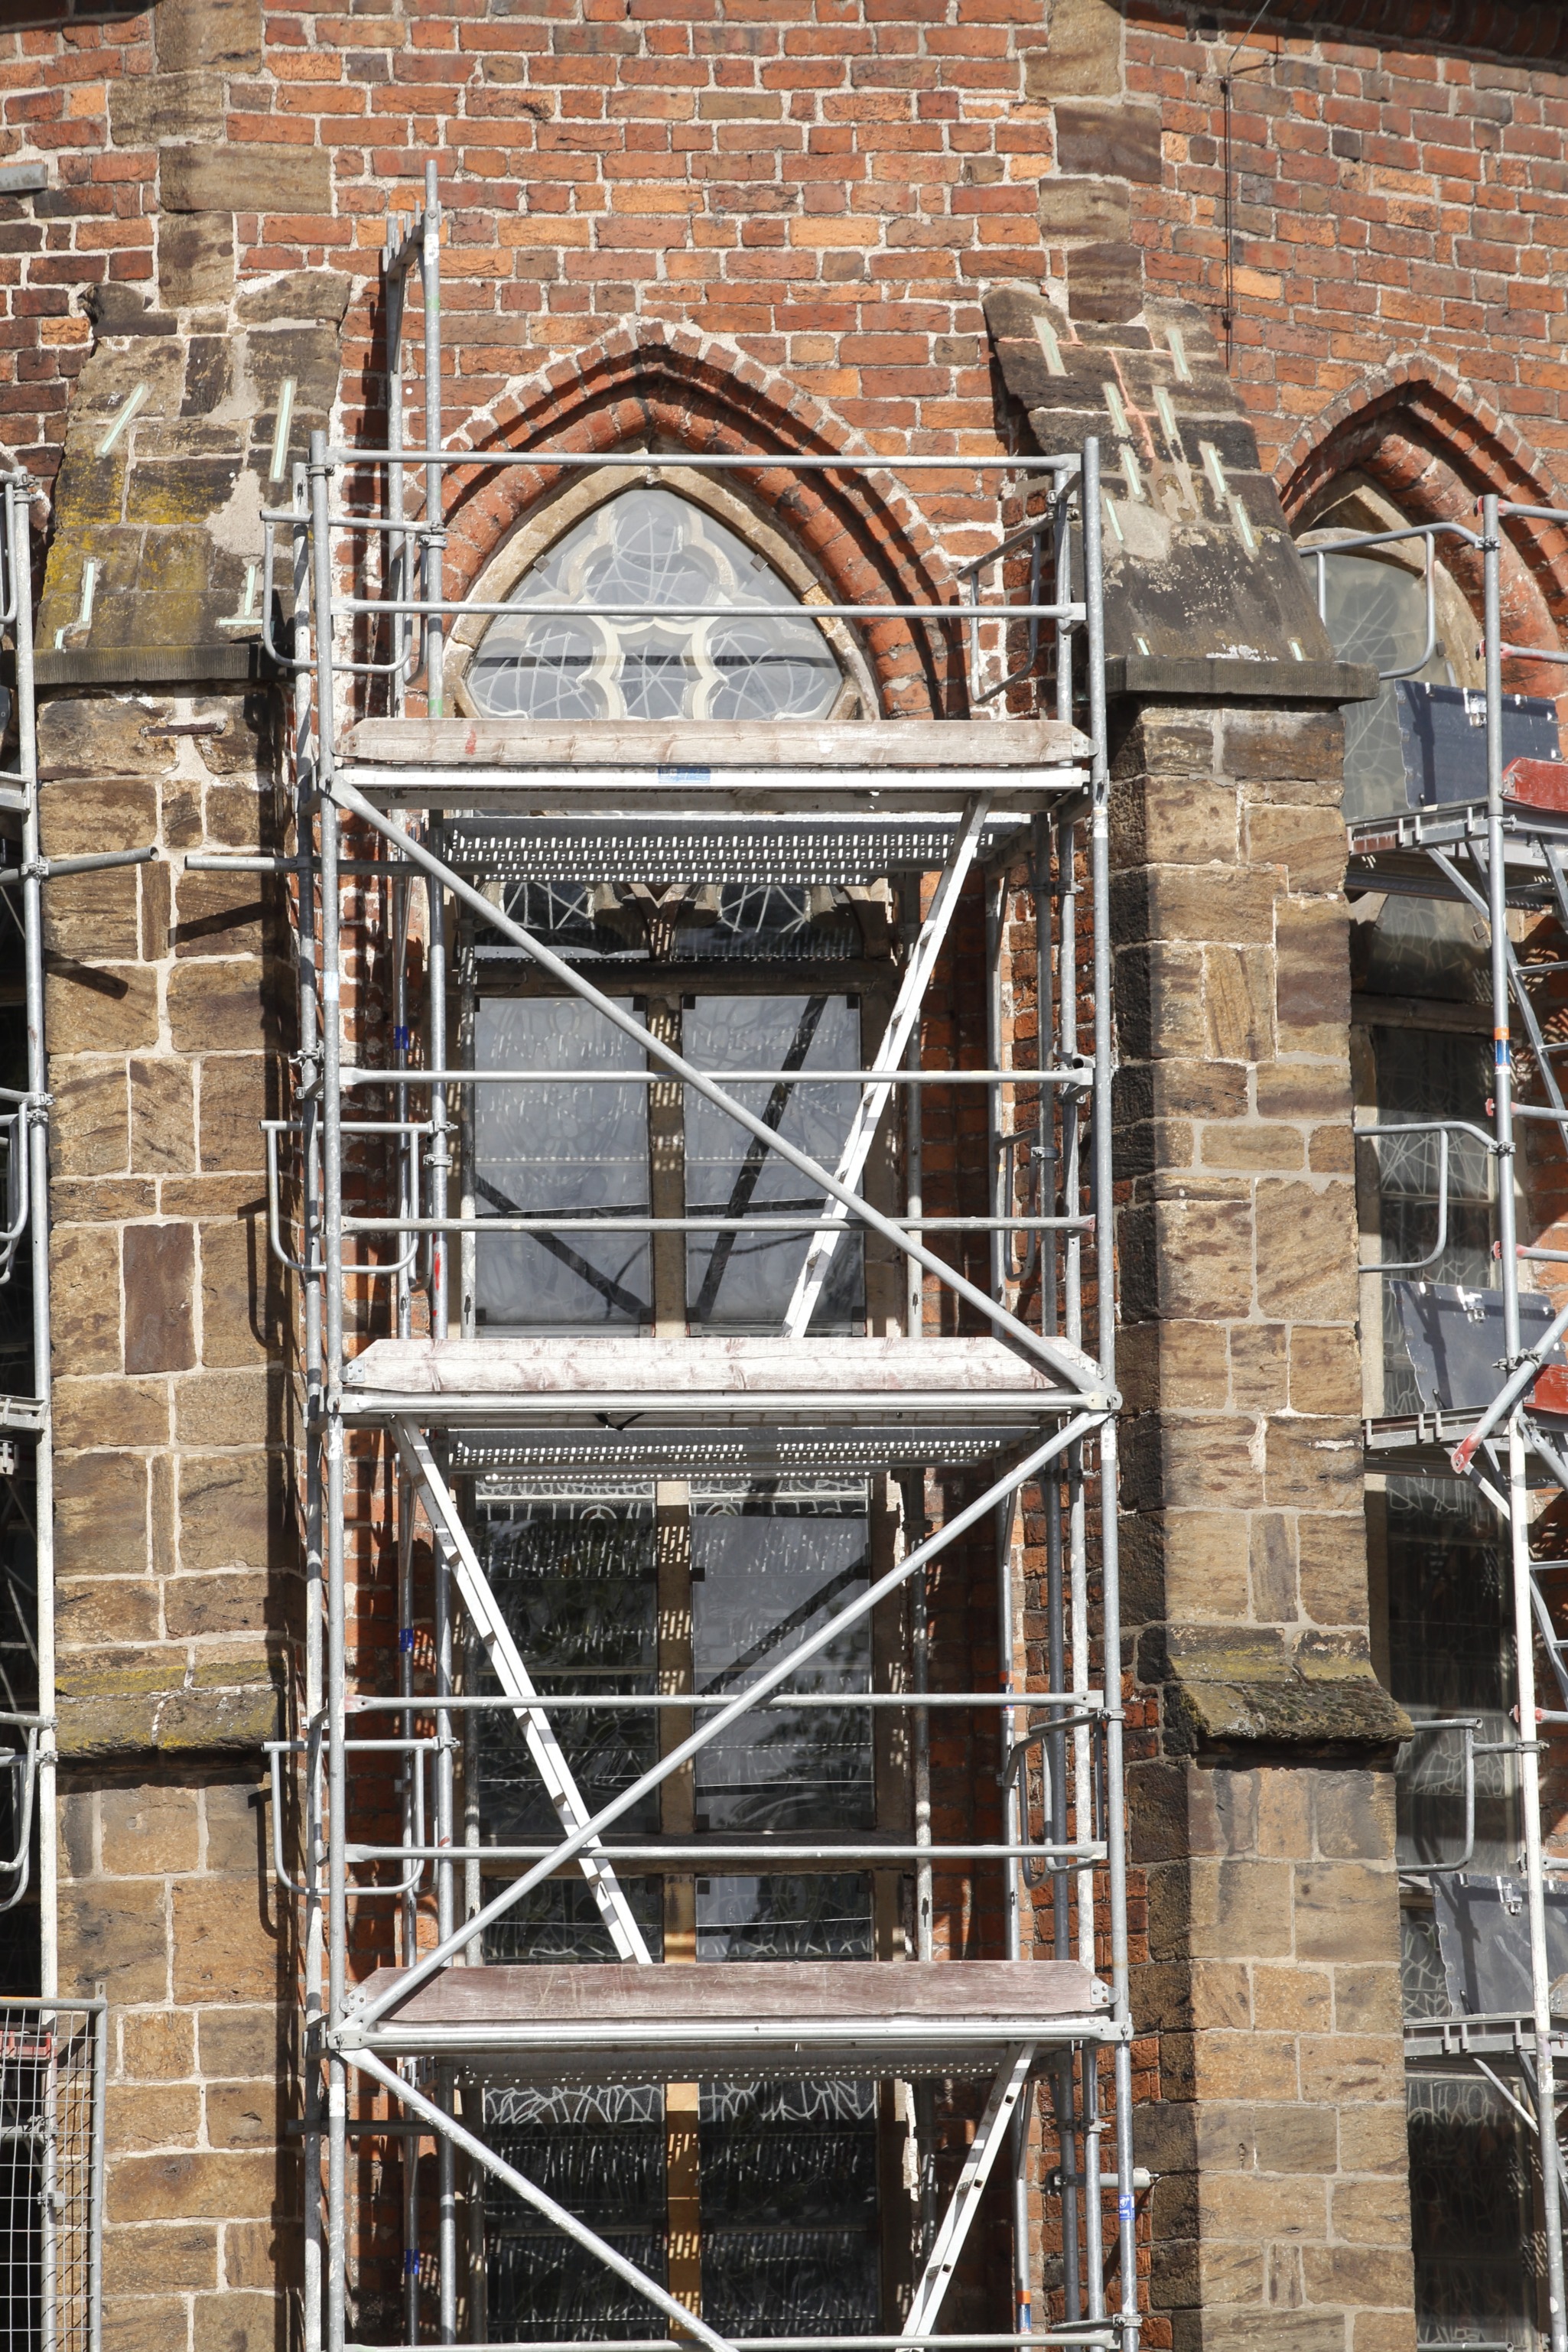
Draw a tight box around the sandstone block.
[124,1222,197,1374]
[42,865,141,965]
[174,870,267,961]
[53,1061,131,1181]
[131,1059,197,1176]
[159,215,236,308]
[1245,802,1348,896]
[203,1778,269,1873]
[1254,1184,1358,1323]
[58,1878,167,2003]
[1223,708,1344,786]
[54,1377,169,1453]
[1153,1856,1294,1963]
[109,69,223,148]
[1314,1771,1394,1862]
[192,2291,279,2352]
[1252,1962,1332,2032]
[1037,177,1131,241]
[162,144,330,216]
[102,2221,216,2295]
[1196,2169,1327,2240]
[51,1225,122,1375]
[1293,1862,1398,1965]
[167,959,282,1054]
[1264,1416,1362,1512]
[1248,1512,1297,1622]
[1190,2028,1300,2102]
[1254,1770,1314,1859]
[106,2082,202,2154]
[173,1367,280,1449]
[1053,99,1162,182]
[121,2009,196,2080]
[177,1451,272,1573]
[1296,1515,1371,1627]
[1277,901,1352,1049]
[1290,1325,1361,1416]
[199,1215,272,1366]
[197,1054,268,1173]
[206,2080,275,2148]
[162,1570,269,1640]
[1330,2175,1417,2246]
[1025,0,1121,97]
[1065,239,1143,325]
[106,2149,274,2224]
[198,2006,279,2080]
[46,965,158,1057]
[1204,945,1276,1062]
[99,1782,200,1875]
[37,714,166,795]
[54,1451,148,1578]
[1192,2098,1338,2174]
[99,2292,189,2352]
[56,1576,161,1650]
[171,1879,280,2004]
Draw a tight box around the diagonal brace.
[343,2042,732,2352]
[784,794,989,1338]
[901,2042,1036,2341]
[392,1419,653,1964]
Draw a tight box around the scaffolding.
[1333,499,1568,2352]
[0,473,112,2352]
[242,168,1140,2352]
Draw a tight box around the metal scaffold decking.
[239,166,1140,2352]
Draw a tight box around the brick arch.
[1276,359,1568,697]
[428,321,971,721]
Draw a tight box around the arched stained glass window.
[467,487,844,724]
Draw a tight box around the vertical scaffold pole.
[1083,438,1138,2352]
[311,427,350,2352]
[1484,493,1568,2352]
[11,480,55,2009]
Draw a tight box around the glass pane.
[696,1872,873,1963]
[1369,1028,1492,1416]
[1386,1476,1518,1873]
[486,2084,668,2343]
[684,994,864,1330]
[477,1498,660,1852]
[474,997,651,1330]
[1407,2076,1536,2345]
[691,1492,873,1834]
[1308,549,1453,820]
[469,489,841,723]
[699,2079,880,2337]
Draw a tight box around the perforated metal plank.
[453,1423,1041,1480]
[441,815,1026,887]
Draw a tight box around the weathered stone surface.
[1025,0,1121,96]
[171,1878,280,2003]
[191,2290,279,2352]
[53,1062,129,1187]
[37,712,168,795]
[177,1451,272,1571]
[109,70,223,148]
[1052,99,1163,181]
[130,1058,197,1176]
[102,2222,217,2295]
[45,963,159,1056]
[161,144,330,216]
[235,271,352,326]
[199,2006,278,2079]
[105,2149,274,2225]
[54,1377,168,1452]
[42,869,142,964]
[166,959,281,1053]
[1065,238,1143,324]
[1037,176,1132,240]
[198,1216,272,1366]
[197,1054,268,1171]
[158,214,236,308]
[57,1877,166,2002]
[154,0,262,71]
[54,1451,147,1577]
[123,1222,197,1374]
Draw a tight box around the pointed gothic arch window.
[465,486,845,724]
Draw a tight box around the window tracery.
[466,486,844,724]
